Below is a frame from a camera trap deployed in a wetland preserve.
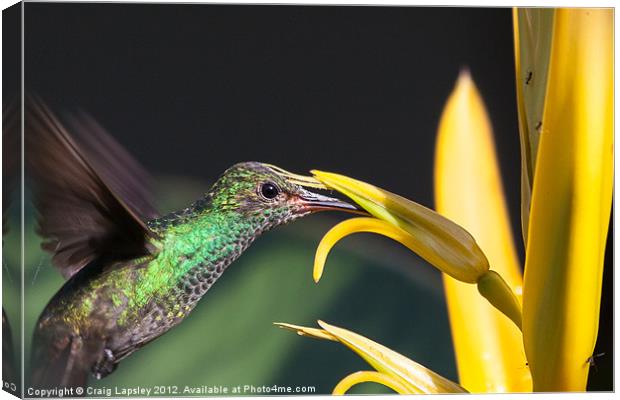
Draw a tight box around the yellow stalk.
[434,71,531,392]
[522,9,613,391]
[513,8,555,243]
[477,271,523,331]
[275,321,467,394]
[332,371,414,395]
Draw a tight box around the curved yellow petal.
[314,217,521,328]
[434,71,531,392]
[332,371,414,395]
[275,321,467,394]
[523,8,613,391]
[313,216,480,283]
[513,8,555,243]
[311,172,489,283]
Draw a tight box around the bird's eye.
[260,182,280,200]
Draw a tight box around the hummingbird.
[26,98,361,389]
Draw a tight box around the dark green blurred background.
[2,3,612,394]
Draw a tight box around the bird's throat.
[151,210,261,303]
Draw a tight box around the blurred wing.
[26,96,160,278]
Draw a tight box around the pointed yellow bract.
[434,71,532,392]
[275,321,467,394]
[522,9,613,391]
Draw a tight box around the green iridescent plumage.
[27,99,360,389]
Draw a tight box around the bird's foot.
[91,348,117,379]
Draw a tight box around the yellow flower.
[278,8,612,394]
[311,171,522,330]
[274,321,467,394]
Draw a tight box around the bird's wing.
[26,96,160,279]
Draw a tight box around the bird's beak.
[266,164,367,215]
[296,187,367,214]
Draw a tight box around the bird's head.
[207,162,361,232]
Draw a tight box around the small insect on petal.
[273,322,338,342]
[513,8,555,244]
